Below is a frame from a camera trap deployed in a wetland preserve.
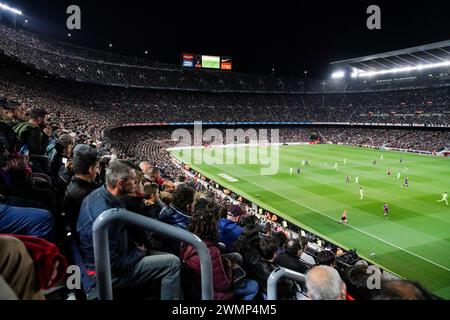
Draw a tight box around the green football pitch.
[171,144,450,299]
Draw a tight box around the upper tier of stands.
[1,23,449,93]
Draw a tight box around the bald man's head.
[306,265,347,300]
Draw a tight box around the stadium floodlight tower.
[0,2,23,26]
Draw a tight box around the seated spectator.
[247,235,297,300]
[233,223,262,274]
[218,205,244,251]
[275,238,310,274]
[316,250,336,267]
[344,265,382,300]
[149,167,165,188]
[305,265,348,300]
[77,160,181,300]
[372,280,432,300]
[0,193,54,240]
[159,184,195,230]
[175,175,186,187]
[272,229,287,248]
[298,236,316,265]
[181,202,259,300]
[138,161,151,174]
[8,234,67,290]
[0,236,45,300]
[238,214,258,228]
[141,183,165,218]
[0,275,18,300]
[62,144,99,236]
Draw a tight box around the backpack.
[13,121,36,139]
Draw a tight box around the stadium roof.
[331,40,450,74]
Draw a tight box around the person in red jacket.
[181,201,258,300]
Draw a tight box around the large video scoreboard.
[182,53,232,70]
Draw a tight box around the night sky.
[4,0,450,79]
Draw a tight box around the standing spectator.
[13,109,51,155]
[49,134,73,182]
[62,144,99,236]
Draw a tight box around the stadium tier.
[0,20,449,302]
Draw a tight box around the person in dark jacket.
[77,160,181,300]
[158,184,195,255]
[218,205,244,251]
[13,109,51,156]
[62,144,99,236]
[0,100,21,152]
[1,99,23,128]
[49,134,73,183]
[275,238,310,274]
[181,202,258,300]
[246,235,297,300]
[159,184,195,229]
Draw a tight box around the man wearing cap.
[218,205,244,251]
[63,144,99,235]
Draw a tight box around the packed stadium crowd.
[0,22,448,301]
[0,23,303,92]
[1,23,450,94]
[0,99,433,300]
[1,52,449,128]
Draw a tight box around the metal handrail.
[92,208,213,300]
[267,267,306,300]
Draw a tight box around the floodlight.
[331,70,345,79]
[356,61,450,78]
[0,2,22,15]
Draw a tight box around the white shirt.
[300,253,316,265]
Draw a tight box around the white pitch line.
[221,170,450,272]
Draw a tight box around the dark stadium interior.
[0,1,448,304]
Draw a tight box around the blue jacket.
[158,204,191,255]
[77,185,145,278]
[218,218,243,251]
[158,204,190,230]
